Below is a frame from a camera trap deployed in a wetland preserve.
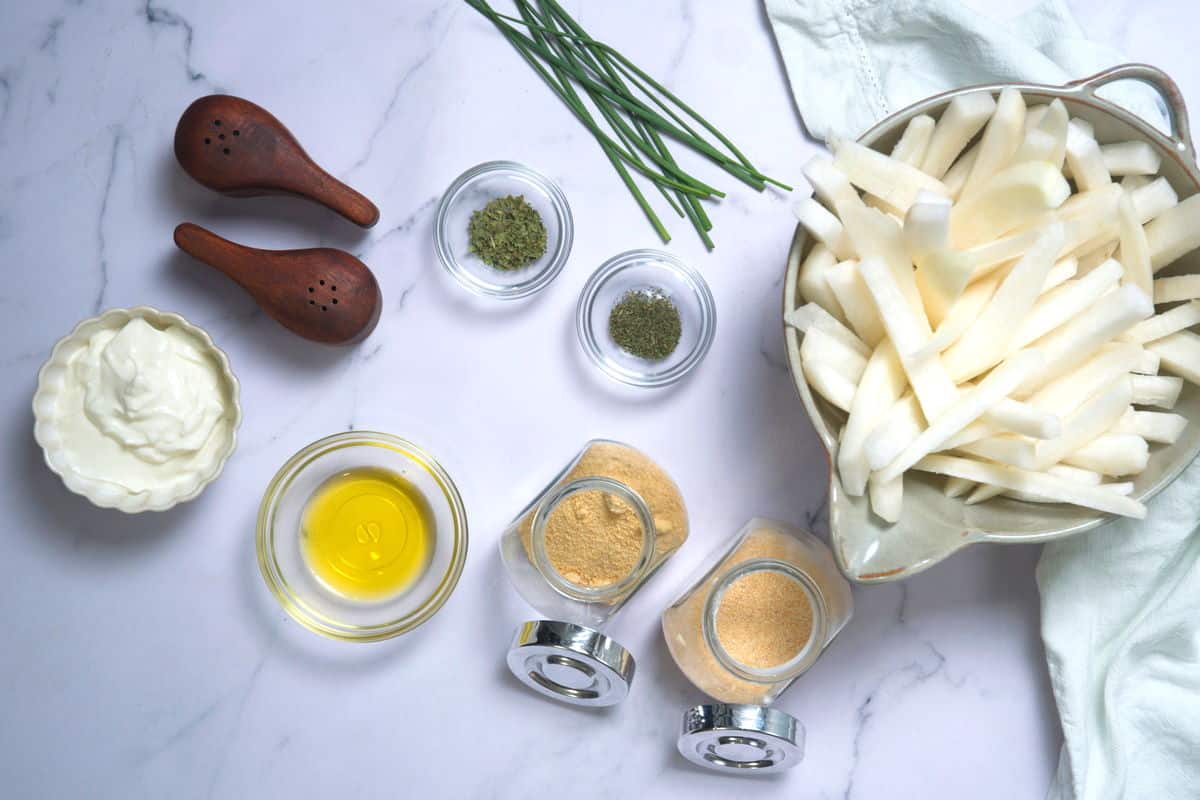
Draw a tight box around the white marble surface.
[2,1,1197,797]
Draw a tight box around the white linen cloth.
[763,1,1199,797]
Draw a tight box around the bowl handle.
[1066,63,1194,161]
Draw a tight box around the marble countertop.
[2,1,1197,797]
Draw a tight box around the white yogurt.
[56,318,229,493]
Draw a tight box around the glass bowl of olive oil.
[257,432,468,642]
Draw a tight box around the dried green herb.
[608,290,682,361]
[468,194,548,271]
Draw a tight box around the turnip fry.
[1146,330,1200,385]
[795,197,854,260]
[957,436,1038,471]
[904,191,951,259]
[1117,192,1154,300]
[800,327,868,384]
[911,273,1001,360]
[841,205,926,317]
[1147,194,1200,272]
[1101,141,1161,176]
[1131,177,1178,224]
[1065,120,1111,191]
[1034,380,1132,468]
[1121,344,1160,375]
[1009,259,1123,353]
[943,225,1064,381]
[868,473,904,523]
[966,459,1104,506]
[803,156,866,220]
[1028,341,1142,414]
[913,454,1146,517]
[1013,284,1154,396]
[891,114,936,167]
[1123,300,1200,344]
[949,162,1071,248]
[1129,374,1184,408]
[803,361,857,412]
[786,302,870,358]
[1122,174,1152,191]
[1014,128,1058,165]
[798,244,846,321]
[839,341,907,496]
[826,260,887,346]
[864,394,925,471]
[832,137,950,213]
[1035,99,1069,169]
[878,349,1045,482]
[921,92,997,179]
[945,476,974,497]
[915,250,973,328]
[1154,275,1200,304]
[942,143,979,199]
[964,228,1043,280]
[1024,104,1049,132]
[1114,408,1188,444]
[961,88,1026,198]
[984,398,1062,439]
[1063,434,1149,476]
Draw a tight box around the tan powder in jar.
[519,441,688,592]
[542,489,643,588]
[715,570,814,670]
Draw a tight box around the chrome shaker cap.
[677,704,804,773]
[506,620,635,707]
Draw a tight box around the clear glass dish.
[257,431,468,642]
[434,160,573,299]
[576,249,716,387]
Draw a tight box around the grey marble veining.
[1,0,1197,797]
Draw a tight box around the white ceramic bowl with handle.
[783,64,1199,583]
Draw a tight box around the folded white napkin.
[763,1,1198,797]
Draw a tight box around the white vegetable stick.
[868,473,904,523]
[826,260,887,347]
[957,436,1038,471]
[945,476,974,497]
[804,361,856,412]
[832,137,950,213]
[1062,434,1149,476]
[1013,128,1058,165]
[1154,275,1200,304]
[1035,99,1069,169]
[786,303,870,358]
[1122,174,1152,191]
[857,258,957,418]
[878,350,1045,482]
[839,341,907,496]
[1070,117,1094,138]
[891,114,936,167]
[1048,464,1104,485]
[1043,257,1080,292]
[950,162,1071,248]
[864,394,925,471]
[1009,258,1123,353]
[1130,347,1160,375]
[1123,300,1200,344]
[1130,374,1184,408]
[841,205,926,318]
[800,327,868,383]
[984,398,1062,439]
[1027,342,1143,415]
[1114,408,1188,444]
[798,244,846,321]
[1014,284,1154,396]
[1060,186,1123,255]
[1117,192,1153,300]
[1101,141,1161,176]
[803,156,866,220]
[915,250,973,328]
[1023,104,1049,132]
[976,464,1105,507]
[943,225,1064,381]
[941,143,979,199]
[794,198,854,260]
[965,227,1043,280]
[921,92,997,179]
[913,454,1146,518]
[1146,329,1200,385]
[904,191,951,259]
[1065,120,1111,191]
[1131,177,1178,224]
[1077,241,1120,276]
[1034,380,1132,468]
[1147,194,1200,272]
[863,193,905,222]
[961,88,1026,198]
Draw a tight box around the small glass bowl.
[257,431,468,642]
[576,249,717,387]
[434,160,573,299]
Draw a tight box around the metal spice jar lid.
[506,620,635,707]
[677,704,804,773]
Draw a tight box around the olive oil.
[300,467,434,601]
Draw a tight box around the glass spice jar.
[662,518,853,773]
[500,439,688,707]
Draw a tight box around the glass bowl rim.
[575,248,717,387]
[256,430,469,642]
[434,159,574,300]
